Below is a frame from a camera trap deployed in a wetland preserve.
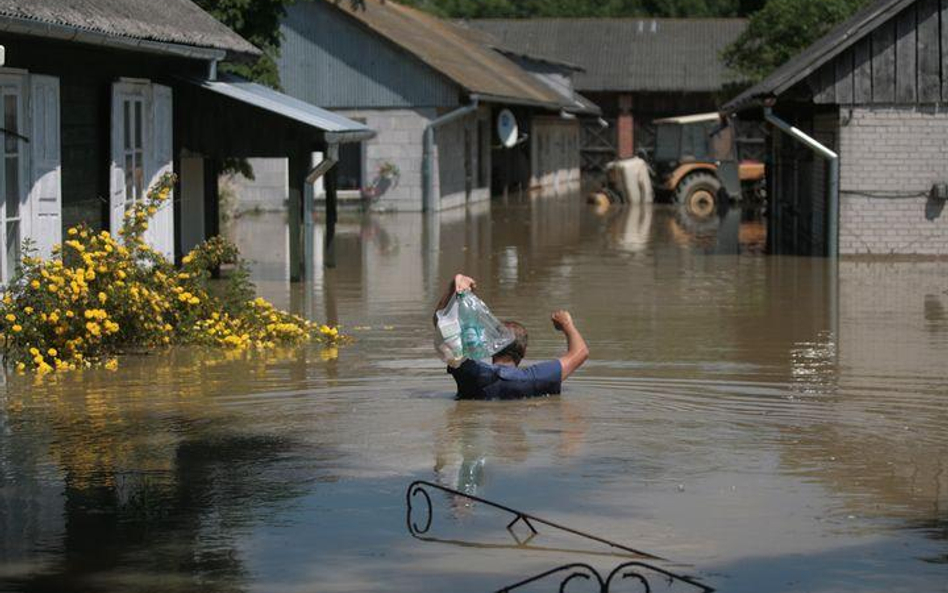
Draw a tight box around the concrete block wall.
[227,158,289,212]
[839,106,948,255]
[337,108,489,211]
[338,108,431,211]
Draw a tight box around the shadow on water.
[2,194,948,592]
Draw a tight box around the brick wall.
[339,108,490,211]
[339,108,430,210]
[839,106,948,255]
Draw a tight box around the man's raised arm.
[552,310,589,381]
[432,273,476,326]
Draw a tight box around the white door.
[111,81,174,258]
[148,84,174,259]
[111,81,147,238]
[0,74,26,284]
[29,75,61,260]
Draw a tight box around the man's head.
[493,321,528,366]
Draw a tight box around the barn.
[276,0,598,211]
[724,0,948,257]
[466,18,748,172]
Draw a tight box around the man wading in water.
[434,274,589,399]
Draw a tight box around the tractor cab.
[649,112,764,217]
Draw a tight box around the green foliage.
[192,0,297,88]
[722,0,870,83]
[402,0,767,18]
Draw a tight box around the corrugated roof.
[323,0,566,109]
[0,0,260,57]
[183,73,375,142]
[722,0,912,112]
[465,18,748,93]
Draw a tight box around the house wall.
[530,117,581,191]
[2,35,205,231]
[838,106,948,255]
[279,1,459,109]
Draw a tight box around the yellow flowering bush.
[0,173,343,373]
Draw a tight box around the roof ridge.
[467,17,749,23]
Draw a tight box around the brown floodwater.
[1,196,947,593]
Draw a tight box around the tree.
[192,0,296,88]
[722,0,870,83]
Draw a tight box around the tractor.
[647,112,764,217]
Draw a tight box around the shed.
[277,0,590,211]
[0,0,372,284]
[465,18,747,170]
[723,0,948,257]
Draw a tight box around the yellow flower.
[117,270,126,279]
[47,348,57,357]
[29,348,39,356]
[12,324,22,332]
[98,292,107,304]
[67,227,78,236]
[181,254,194,264]
[104,358,118,371]
[47,284,58,293]
[24,306,33,315]
[4,313,14,322]
[30,280,40,289]
[15,362,25,372]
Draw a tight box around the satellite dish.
[497,109,518,148]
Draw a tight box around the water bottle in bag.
[458,291,490,359]
[434,290,514,362]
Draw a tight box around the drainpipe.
[303,144,339,279]
[763,107,840,258]
[422,96,480,212]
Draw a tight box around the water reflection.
[2,195,947,592]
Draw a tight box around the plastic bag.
[434,291,514,363]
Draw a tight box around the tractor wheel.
[675,172,720,218]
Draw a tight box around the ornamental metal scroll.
[406,480,663,559]
[496,561,715,593]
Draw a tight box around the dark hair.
[495,321,528,365]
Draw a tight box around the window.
[336,141,363,191]
[336,117,365,191]
[0,79,23,283]
[123,96,145,206]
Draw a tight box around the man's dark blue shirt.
[447,359,562,400]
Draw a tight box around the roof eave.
[0,14,262,62]
[722,0,916,114]
[470,91,564,111]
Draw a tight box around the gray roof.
[722,0,913,112]
[185,73,375,142]
[323,0,567,109]
[464,18,747,93]
[0,0,260,58]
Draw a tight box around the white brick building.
[725,0,948,257]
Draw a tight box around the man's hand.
[552,310,574,332]
[454,274,476,293]
[553,310,588,381]
[434,273,475,326]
